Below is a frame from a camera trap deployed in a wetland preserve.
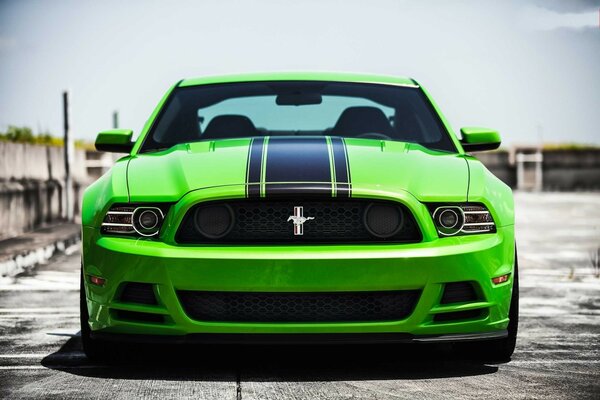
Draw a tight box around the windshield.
[141,81,456,153]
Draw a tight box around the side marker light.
[89,275,106,286]
[492,274,510,285]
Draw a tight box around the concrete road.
[0,192,599,399]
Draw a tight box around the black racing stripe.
[262,183,333,197]
[342,138,352,197]
[336,183,351,197]
[246,137,265,198]
[331,137,351,197]
[264,137,332,196]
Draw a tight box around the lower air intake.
[119,282,157,305]
[440,282,479,304]
[177,290,421,323]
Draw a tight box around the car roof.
[178,72,419,88]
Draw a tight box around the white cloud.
[518,6,599,30]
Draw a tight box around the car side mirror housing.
[460,127,501,152]
[95,129,134,153]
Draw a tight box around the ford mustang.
[80,72,518,361]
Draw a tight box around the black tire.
[80,270,116,362]
[457,249,519,362]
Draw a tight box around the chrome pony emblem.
[287,206,314,236]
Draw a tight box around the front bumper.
[82,223,515,340]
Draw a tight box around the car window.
[197,96,394,131]
[142,81,456,153]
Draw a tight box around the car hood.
[127,137,469,202]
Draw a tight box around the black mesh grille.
[364,204,403,238]
[177,290,422,323]
[119,283,157,305]
[440,282,479,304]
[176,198,421,244]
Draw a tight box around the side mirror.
[460,127,501,152]
[95,129,134,153]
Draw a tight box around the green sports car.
[81,72,518,361]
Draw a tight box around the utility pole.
[535,125,544,192]
[112,110,119,129]
[63,91,74,221]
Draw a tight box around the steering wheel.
[355,132,392,140]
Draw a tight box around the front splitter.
[91,330,508,345]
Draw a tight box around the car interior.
[199,108,432,147]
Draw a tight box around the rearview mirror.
[460,127,501,152]
[276,93,322,106]
[95,129,134,153]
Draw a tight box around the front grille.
[177,290,422,323]
[176,198,422,244]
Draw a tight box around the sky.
[0,0,599,146]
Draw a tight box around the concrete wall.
[0,142,88,241]
[542,150,600,191]
[472,151,516,188]
[475,149,600,191]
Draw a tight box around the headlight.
[101,204,169,237]
[430,203,495,236]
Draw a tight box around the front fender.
[81,157,131,228]
[465,156,514,228]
